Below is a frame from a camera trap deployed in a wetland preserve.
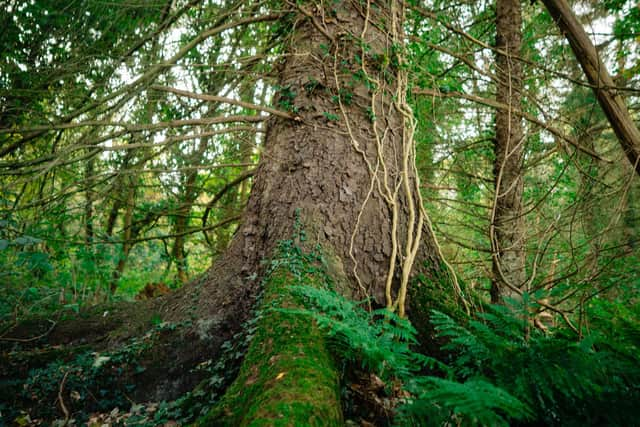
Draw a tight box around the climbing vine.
[300,0,465,317]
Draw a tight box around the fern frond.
[401,377,533,427]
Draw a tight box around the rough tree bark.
[491,0,527,303]
[542,0,640,175]
[164,0,446,324]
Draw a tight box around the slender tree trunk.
[105,151,136,238]
[105,199,121,238]
[110,182,136,293]
[83,157,95,246]
[542,0,640,175]
[171,211,191,284]
[185,1,442,307]
[623,180,639,252]
[579,130,604,260]
[170,138,206,284]
[491,0,527,303]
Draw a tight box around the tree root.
[197,268,342,426]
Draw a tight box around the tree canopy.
[1,0,640,425]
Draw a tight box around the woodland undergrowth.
[2,234,640,426]
[274,239,640,426]
[294,280,640,426]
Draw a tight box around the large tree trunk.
[491,0,527,303]
[165,0,446,422]
[167,0,444,324]
[541,0,640,175]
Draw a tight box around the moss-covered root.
[196,269,343,426]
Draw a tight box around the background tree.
[492,0,526,303]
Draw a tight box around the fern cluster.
[291,284,640,426]
[406,302,640,426]
[285,285,429,381]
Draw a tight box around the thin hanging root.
[330,0,467,316]
[332,0,399,308]
[389,0,469,317]
[384,202,399,309]
[390,0,421,318]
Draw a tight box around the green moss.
[196,268,342,426]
